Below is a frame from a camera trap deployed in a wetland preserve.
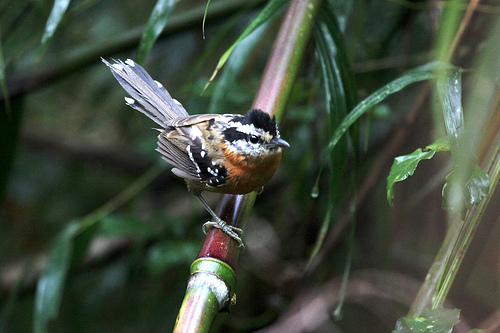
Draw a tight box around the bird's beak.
[269,137,290,148]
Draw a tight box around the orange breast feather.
[218,147,282,194]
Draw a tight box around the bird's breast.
[214,147,282,194]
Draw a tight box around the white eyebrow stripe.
[229,122,261,135]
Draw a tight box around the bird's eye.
[249,135,259,144]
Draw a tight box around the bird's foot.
[203,219,244,248]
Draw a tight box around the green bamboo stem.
[405,0,490,318]
[433,143,500,308]
[173,0,321,331]
[174,259,237,333]
[175,288,219,333]
[406,216,462,318]
[407,104,500,318]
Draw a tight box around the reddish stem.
[196,194,252,269]
[197,0,320,265]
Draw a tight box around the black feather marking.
[187,139,227,187]
[231,109,277,136]
[223,127,247,143]
[207,118,216,130]
[157,132,198,177]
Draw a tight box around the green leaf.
[147,240,200,275]
[100,215,155,237]
[393,307,460,333]
[436,65,490,211]
[136,0,177,64]
[33,222,79,333]
[71,222,99,266]
[307,0,352,264]
[38,0,71,62]
[32,166,163,331]
[313,0,356,196]
[436,67,464,157]
[442,164,490,211]
[208,21,269,113]
[206,0,289,85]
[202,0,211,39]
[309,6,359,317]
[387,137,450,206]
[315,1,357,111]
[320,61,452,179]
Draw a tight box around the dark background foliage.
[1,0,500,332]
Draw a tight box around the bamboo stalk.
[173,0,321,331]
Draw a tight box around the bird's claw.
[203,220,244,248]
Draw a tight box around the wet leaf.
[387,137,450,207]
[393,307,460,333]
[442,164,490,211]
[437,68,464,156]
[307,0,353,265]
[322,62,452,168]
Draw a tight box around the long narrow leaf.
[34,222,78,333]
[315,0,354,194]
[136,0,177,64]
[32,166,163,332]
[317,2,357,110]
[202,0,211,39]
[33,222,97,333]
[206,0,289,85]
[38,0,71,61]
[307,1,351,263]
[208,22,269,113]
[329,0,355,32]
[315,62,452,184]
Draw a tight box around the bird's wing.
[157,129,201,180]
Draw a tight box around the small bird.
[103,58,289,247]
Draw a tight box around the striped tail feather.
[102,58,189,127]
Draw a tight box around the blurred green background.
[1,0,500,332]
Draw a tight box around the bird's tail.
[103,58,189,127]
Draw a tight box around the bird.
[103,58,289,247]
